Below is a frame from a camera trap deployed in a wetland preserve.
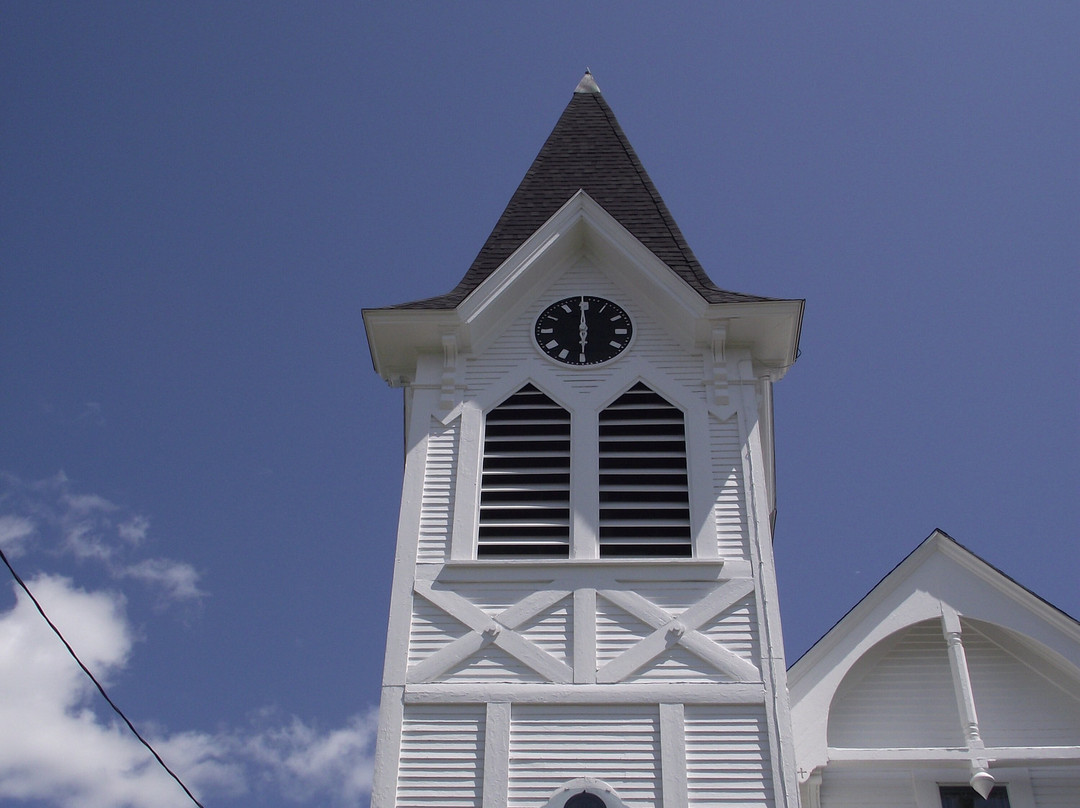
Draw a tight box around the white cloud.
[0,575,377,808]
[0,472,203,605]
[120,558,206,603]
[0,514,35,556]
[118,515,150,545]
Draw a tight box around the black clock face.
[535,296,633,365]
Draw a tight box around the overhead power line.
[0,546,205,808]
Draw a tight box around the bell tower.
[364,72,804,808]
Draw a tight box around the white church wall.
[961,620,1080,748]
[1028,765,1080,808]
[685,704,775,807]
[827,619,963,748]
[817,770,916,808]
[396,704,486,808]
[416,416,458,564]
[507,705,661,808]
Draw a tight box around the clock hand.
[578,297,588,353]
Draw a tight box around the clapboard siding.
[817,770,915,808]
[516,596,573,666]
[1029,766,1080,808]
[397,705,485,808]
[508,705,660,808]
[408,595,469,669]
[417,417,459,564]
[828,620,963,748]
[465,259,705,397]
[710,415,749,560]
[962,621,1080,747]
[685,705,774,807]
[699,593,759,662]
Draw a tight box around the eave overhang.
[364,191,803,385]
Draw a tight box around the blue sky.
[1,4,1077,807]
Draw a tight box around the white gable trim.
[789,530,1080,781]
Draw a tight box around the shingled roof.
[391,72,772,309]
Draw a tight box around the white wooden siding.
[709,415,749,560]
[508,705,660,808]
[699,592,759,662]
[515,595,573,666]
[408,595,469,670]
[465,259,706,398]
[397,705,485,808]
[1029,766,1080,808]
[417,417,459,564]
[817,770,915,808]
[962,621,1080,747]
[828,620,963,748]
[685,705,774,807]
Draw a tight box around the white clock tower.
[363,72,804,808]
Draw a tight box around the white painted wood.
[573,587,597,684]
[397,704,485,808]
[412,580,574,683]
[416,417,459,563]
[685,704,775,807]
[709,414,749,561]
[733,352,801,808]
[660,703,689,808]
[449,402,484,560]
[369,685,404,808]
[404,682,768,704]
[483,702,510,808]
[828,619,964,748]
[1030,765,1080,808]
[962,619,1080,748]
[817,769,916,808]
[507,705,660,808]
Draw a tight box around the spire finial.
[574,69,600,94]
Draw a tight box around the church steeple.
[394,72,771,310]
[365,75,802,808]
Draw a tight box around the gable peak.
[574,70,601,94]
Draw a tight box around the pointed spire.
[392,74,771,309]
[574,69,600,94]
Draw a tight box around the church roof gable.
[389,72,771,310]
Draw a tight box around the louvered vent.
[478,384,570,556]
[599,383,691,556]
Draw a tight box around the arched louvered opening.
[598,383,691,557]
[478,384,571,557]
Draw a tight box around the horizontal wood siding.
[397,705,484,807]
[465,260,705,398]
[828,620,963,748]
[516,595,573,666]
[417,418,458,564]
[817,770,915,808]
[1029,766,1080,808]
[699,592,759,662]
[508,705,660,808]
[408,596,469,670]
[685,705,774,807]
[962,621,1080,747]
[710,415,749,560]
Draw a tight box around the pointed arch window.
[598,383,691,557]
[478,384,571,557]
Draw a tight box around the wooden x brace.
[409,581,574,684]
[595,578,759,683]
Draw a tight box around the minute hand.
[578,300,588,353]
